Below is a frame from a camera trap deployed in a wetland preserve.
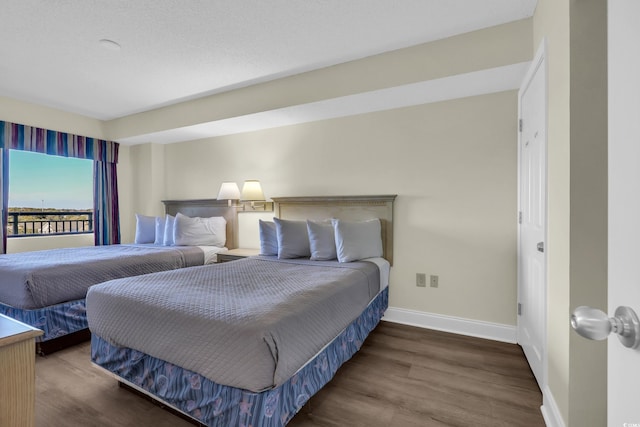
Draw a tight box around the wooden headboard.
[272,195,397,264]
[161,199,239,249]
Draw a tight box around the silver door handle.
[537,242,544,252]
[571,305,640,349]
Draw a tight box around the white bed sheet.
[198,246,228,264]
[365,257,390,290]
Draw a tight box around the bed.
[0,199,238,354]
[88,195,395,427]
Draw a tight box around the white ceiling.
[1,0,536,125]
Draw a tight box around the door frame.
[517,39,548,391]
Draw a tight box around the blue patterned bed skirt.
[91,287,388,427]
[0,299,87,342]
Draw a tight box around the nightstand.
[217,248,261,263]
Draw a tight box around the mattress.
[0,244,210,309]
[87,256,381,392]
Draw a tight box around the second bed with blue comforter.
[88,256,388,426]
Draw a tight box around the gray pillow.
[259,220,278,256]
[307,220,337,261]
[332,218,383,262]
[153,216,165,246]
[163,214,176,246]
[273,217,311,259]
[134,214,156,244]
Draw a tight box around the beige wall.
[117,145,134,244]
[105,20,532,141]
[0,96,105,139]
[567,1,608,425]
[163,91,519,326]
[534,0,608,425]
[128,145,165,214]
[7,234,94,253]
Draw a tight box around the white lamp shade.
[241,180,265,201]
[217,182,241,200]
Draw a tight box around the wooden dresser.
[0,314,43,427]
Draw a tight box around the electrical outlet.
[430,275,439,288]
[416,273,427,287]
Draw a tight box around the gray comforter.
[0,244,204,309]
[87,256,380,392]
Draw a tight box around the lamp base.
[237,201,274,212]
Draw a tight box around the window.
[7,150,93,236]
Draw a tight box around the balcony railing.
[7,211,93,237]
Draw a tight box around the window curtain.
[0,149,6,254]
[0,121,120,247]
[94,157,120,246]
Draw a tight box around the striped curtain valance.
[0,121,118,164]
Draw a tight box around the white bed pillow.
[173,212,226,247]
[163,214,176,246]
[153,216,165,246]
[259,220,278,256]
[307,220,337,261]
[134,214,156,244]
[332,218,383,262]
[273,217,311,259]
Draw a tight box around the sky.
[8,150,93,210]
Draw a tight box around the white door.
[608,1,640,424]
[517,43,547,390]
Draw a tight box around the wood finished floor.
[35,322,545,427]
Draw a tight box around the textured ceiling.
[0,0,536,121]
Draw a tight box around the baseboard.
[540,385,566,427]
[382,306,517,343]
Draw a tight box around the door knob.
[571,306,640,349]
